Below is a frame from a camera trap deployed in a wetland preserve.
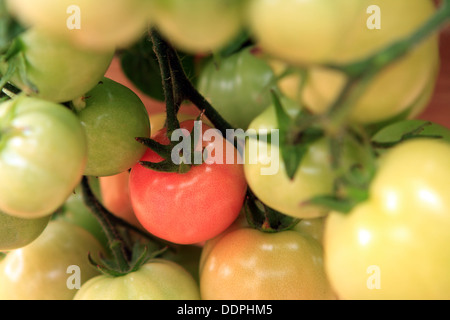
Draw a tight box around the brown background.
[105,28,450,129]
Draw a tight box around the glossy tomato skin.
[150,0,245,53]
[248,0,439,124]
[129,120,247,245]
[324,139,450,299]
[74,259,201,300]
[0,29,114,103]
[198,47,276,130]
[0,96,87,219]
[75,77,150,177]
[0,210,51,251]
[243,104,370,219]
[6,0,150,51]
[200,227,336,300]
[0,220,104,300]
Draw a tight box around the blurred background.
[105,26,450,129]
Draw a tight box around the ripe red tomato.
[129,120,247,245]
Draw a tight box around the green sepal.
[244,191,300,233]
[135,136,172,160]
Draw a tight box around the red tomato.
[129,120,247,245]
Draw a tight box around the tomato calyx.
[244,191,300,233]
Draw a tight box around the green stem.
[80,176,131,272]
[150,30,180,135]
[151,30,234,137]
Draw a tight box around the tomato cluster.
[0,0,449,300]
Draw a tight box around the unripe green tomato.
[74,77,151,177]
[324,139,450,299]
[0,28,114,103]
[0,211,51,251]
[243,104,370,219]
[0,96,87,219]
[150,0,245,53]
[74,259,201,300]
[6,0,150,51]
[198,47,276,130]
[0,220,105,300]
[249,0,439,124]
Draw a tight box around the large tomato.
[6,0,150,51]
[248,0,440,124]
[129,120,247,245]
[0,220,105,300]
[74,259,201,300]
[0,28,114,103]
[200,226,336,300]
[150,0,245,53]
[243,103,370,219]
[0,96,87,218]
[73,77,151,177]
[197,47,276,130]
[324,139,450,299]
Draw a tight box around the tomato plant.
[0,220,105,300]
[73,77,151,177]
[197,47,276,130]
[74,259,200,300]
[6,0,150,51]
[324,139,450,299]
[129,120,247,245]
[0,96,87,218]
[0,0,449,302]
[0,28,114,103]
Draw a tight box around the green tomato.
[6,0,150,51]
[0,28,114,103]
[150,0,245,53]
[0,220,105,300]
[243,103,369,219]
[198,47,276,130]
[0,210,50,251]
[73,77,150,177]
[200,227,336,300]
[249,0,439,124]
[74,259,201,300]
[0,96,87,218]
[324,139,450,299]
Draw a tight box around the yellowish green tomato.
[0,210,51,251]
[249,0,439,124]
[0,28,114,103]
[6,0,150,51]
[0,96,87,219]
[200,227,337,300]
[150,0,245,53]
[0,220,105,300]
[74,259,201,300]
[324,139,450,299]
